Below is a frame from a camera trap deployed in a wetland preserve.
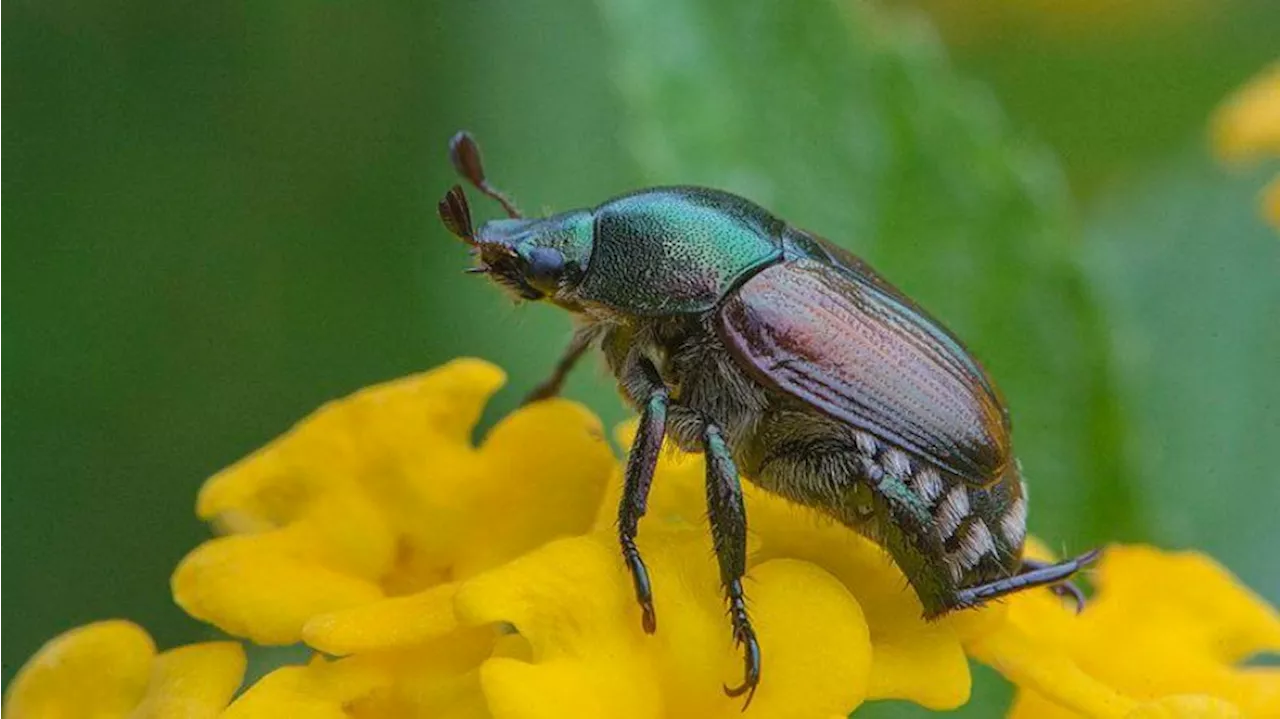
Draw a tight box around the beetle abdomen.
[716,259,1011,484]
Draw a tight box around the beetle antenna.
[449,131,523,219]
[437,184,476,244]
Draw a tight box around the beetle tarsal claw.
[723,621,761,710]
[723,679,759,711]
[1049,579,1088,613]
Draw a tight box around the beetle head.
[465,208,594,302]
[438,132,593,305]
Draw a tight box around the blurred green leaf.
[1083,152,1280,602]
[594,0,1137,550]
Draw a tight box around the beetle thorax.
[573,188,784,317]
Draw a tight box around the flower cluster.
[1213,61,1280,230]
[6,359,1280,718]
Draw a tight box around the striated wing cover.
[717,258,1011,484]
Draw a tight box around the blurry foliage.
[3,0,1277,715]
[917,0,1280,196]
[1084,154,1280,603]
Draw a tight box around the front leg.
[703,421,760,709]
[522,330,593,405]
[618,358,668,633]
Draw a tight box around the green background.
[5,0,1278,712]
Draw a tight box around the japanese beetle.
[438,132,1097,706]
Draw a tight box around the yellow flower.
[171,358,614,650]
[1212,62,1280,230]
[973,543,1280,719]
[2,619,245,719]
[7,359,1280,718]
[220,627,496,719]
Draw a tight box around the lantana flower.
[3,620,245,718]
[171,358,614,653]
[990,543,1280,718]
[6,359,1280,718]
[1212,61,1280,229]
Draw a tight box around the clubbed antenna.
[449,131,523,219]
[437,184,476,243]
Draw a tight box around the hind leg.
[702,421,760,710]
[956,549,1100,609]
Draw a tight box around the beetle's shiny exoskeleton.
[437,132,1097,707]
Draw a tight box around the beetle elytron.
[437,132,1097,706]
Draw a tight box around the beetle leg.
[703,422,760,710]
[955,548,1100,609]
[617,362,668,634]
[523,330,593,404]
[1021,557,1089,613]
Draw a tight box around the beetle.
[437,131,1097,706]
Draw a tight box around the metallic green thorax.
[578,187,784,315]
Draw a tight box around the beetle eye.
[526,247,566,287]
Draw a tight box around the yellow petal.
[221,655,390,719]
[748,493,974,710]
[448,398,613,579]
[456,528,871,719]
[181,359,614,653]
[129,641,246,719]
[984,545,1280,718]
[1009,688,1097,719]
[1009,690,1249,719]
[224,630,496,719]
[1090,545,1280,660]
[969,619,1136,719]
[303,582,461,655]
[173,533,383,645]
[221,666,362,719]
[326,628,497,719]
[367,392,614,596]
[3,620,156,719]
[1212,62,1280,163]
[278,489,398,582]
[866,624,971,709]
[1066,546,1280,715]
[1125,695,1243,719]
[731,559,871,717]
[196,358,504,529]
[457,535,664,719]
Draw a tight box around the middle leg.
[703,421,760,709]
